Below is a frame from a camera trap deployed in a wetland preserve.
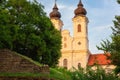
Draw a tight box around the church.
[49,0,115,70]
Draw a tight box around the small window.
[78,24,81,32]
[64,43,67,48]
[78,63,81,68]
[63,59,68,69]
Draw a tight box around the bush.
[50,66,120,80]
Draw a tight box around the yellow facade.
[50,18,63,31]
[58,15,90,69]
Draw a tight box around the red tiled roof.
[87,54,111,66]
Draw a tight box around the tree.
[0,0,61,67]
[118,0,120,4]
[97,0,120,74]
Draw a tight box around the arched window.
[64,37,67,41]
[78,63,81,68]
[63,59,67,69]
[78,24,81,32]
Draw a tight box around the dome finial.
[79,0,81,3]
[53,0,58,10]
[78,0,83,7]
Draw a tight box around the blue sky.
[39,0,120,54]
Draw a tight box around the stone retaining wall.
[0,49,49,74]
[0,77,51,80]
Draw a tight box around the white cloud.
[58,4,66,9]
[90,25,112,32]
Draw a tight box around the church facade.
[49,0,114,70]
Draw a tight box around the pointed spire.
[78,0,83,7]
[53,0,58,10]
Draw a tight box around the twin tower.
[49,0,90,69]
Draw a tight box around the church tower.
[49,1,63,31]
[72,0,89,68]
[49,0,90,69]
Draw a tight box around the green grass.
[50,68,72,80]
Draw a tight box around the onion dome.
[74,0,87,17]
[49,3,61,19]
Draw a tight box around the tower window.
[78,24,81,32]
[63,59,68,69]
[64,37,67,41]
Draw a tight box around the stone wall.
[0,49,49,74]
[0,77,49,80]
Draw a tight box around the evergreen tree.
[0,0,61,67]
[97,0,120,74]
